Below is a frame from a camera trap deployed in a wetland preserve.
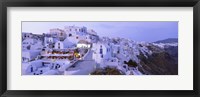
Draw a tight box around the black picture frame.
[0,0,200,97]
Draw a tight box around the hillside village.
[22,25,178,75]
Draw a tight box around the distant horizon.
[22,22,178,42]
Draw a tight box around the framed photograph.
[0,0,200,97]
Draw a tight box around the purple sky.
[22,21,178,42]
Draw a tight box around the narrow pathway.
[65,50,96,75]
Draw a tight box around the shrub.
[91,67,122,75]
[124,59,138,67]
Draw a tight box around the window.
[58,43,61,49]
[101,55,103,58]
[76,37,78,39]
[69,33,72,37]
[100,48,103,54]
[123,66,126,68]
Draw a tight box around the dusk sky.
[22,22,178,42]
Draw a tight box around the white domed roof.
[63,39,75,48]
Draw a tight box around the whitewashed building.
[92,42,112,67]
[22,32,33,40]
[104,58,119,67]
[30,41,43,50]
[111,44,120,57]
[24,58,71,75]
[24,60,43,74]
[54,41,64,49]
[22,38,38,50]
[54,39,75,49]
[64,25,87,35]
[49,28,66,40]
[22,50,40,62]
[22,38,37,45]
[44,35,59,49]
[86,29,99,43]
[64,25,98,44]
[44,37,54,45]
[22,38,43,50]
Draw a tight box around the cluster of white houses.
[22,25,143,75]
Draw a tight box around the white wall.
[54,41,64,49]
